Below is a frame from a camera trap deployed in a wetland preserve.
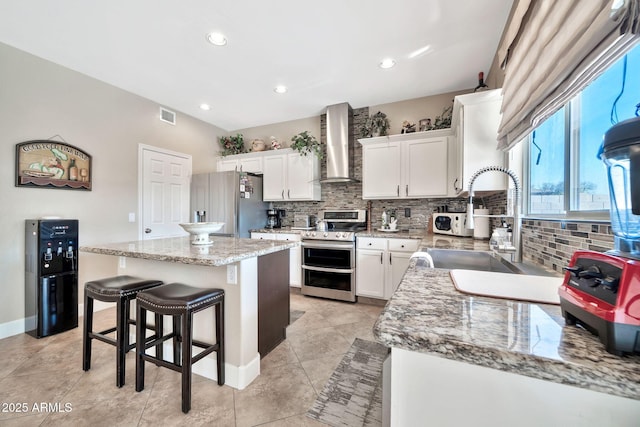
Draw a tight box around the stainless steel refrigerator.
[190,171,268,238]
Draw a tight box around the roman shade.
[496,0,640,151]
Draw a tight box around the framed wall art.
[15,140,92,190]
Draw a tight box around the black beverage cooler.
[25,219,78,338]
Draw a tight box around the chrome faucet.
[466,166,522,263]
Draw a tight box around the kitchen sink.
[421,248,562,304]
[424,248,522,274]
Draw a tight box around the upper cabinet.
[450,89,506,194]
[262,149,321,201]
[216,152,263,173]
[359,130,451,200]
[216,148,320,201]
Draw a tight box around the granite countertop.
[373,257,640,400]
[80,235,298,267]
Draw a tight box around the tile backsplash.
[520,219,613,272]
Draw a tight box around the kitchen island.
[374,254,640,426]
[81,235,297,390]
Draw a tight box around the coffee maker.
[266,209,284,229]
[559,117,640,355]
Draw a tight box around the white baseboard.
[0,302,114,340]
[0,317,30,340]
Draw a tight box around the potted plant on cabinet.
[219,134,246,156]
[361,111,390,138]
[290,131,323,158]
[425,105,453,130]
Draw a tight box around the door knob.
[144,228,152,234]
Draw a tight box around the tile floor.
[0,291,383,426]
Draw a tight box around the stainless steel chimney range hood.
[321,102,359,183]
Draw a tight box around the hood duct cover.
[321,102,359,183]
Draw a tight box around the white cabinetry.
[450,89,506,194]
[216,153,263,173]
[356,238,387,298]
[356,237,419,299]
[359,131,451,200]
[262,149,321,201]
[250,232,302,287]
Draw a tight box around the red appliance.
[560,117,640,355]
[559,250,640,355]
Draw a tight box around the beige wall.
[231,90,472,148]
[368,91,470,135]
[0,42,225,327]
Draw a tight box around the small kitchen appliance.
[266,208,284,229]
[292,214,316,230]
[432,212,473,237]
[559,117,640,355]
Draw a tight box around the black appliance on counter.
[25,219,78,338]
[266,208,285,229]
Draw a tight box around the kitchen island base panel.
[257,250,290,358]
[117,256,260,390]
[389,348,640,427]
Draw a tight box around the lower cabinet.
[251,232,301,287]
[356,237,420,299]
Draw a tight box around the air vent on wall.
[159,107,176,125]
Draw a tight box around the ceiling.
[0,0,513,131]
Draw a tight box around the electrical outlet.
[119,256,126,268]
[227,265,237,284]
[405,208,411,217]
[128,212,135,222]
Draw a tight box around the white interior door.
[139,144,192,240]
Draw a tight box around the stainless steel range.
[301,209,366,302]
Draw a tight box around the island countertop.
[373,257,640,401]
[80,235,298,267]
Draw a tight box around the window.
[527,43,640,217]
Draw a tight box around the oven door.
[301,241,356,302]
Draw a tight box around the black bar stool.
[82,275,164,387]
[135,283,225,414]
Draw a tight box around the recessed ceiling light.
[379,58,396,69]
[274,85,288,94]
[200,103,211,111]
[206,32,227,46]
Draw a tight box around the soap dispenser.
[381,210,388,229]
[490,230,501,251]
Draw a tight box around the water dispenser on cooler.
[25,219,79,338]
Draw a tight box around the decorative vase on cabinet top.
[251,139,266,152]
